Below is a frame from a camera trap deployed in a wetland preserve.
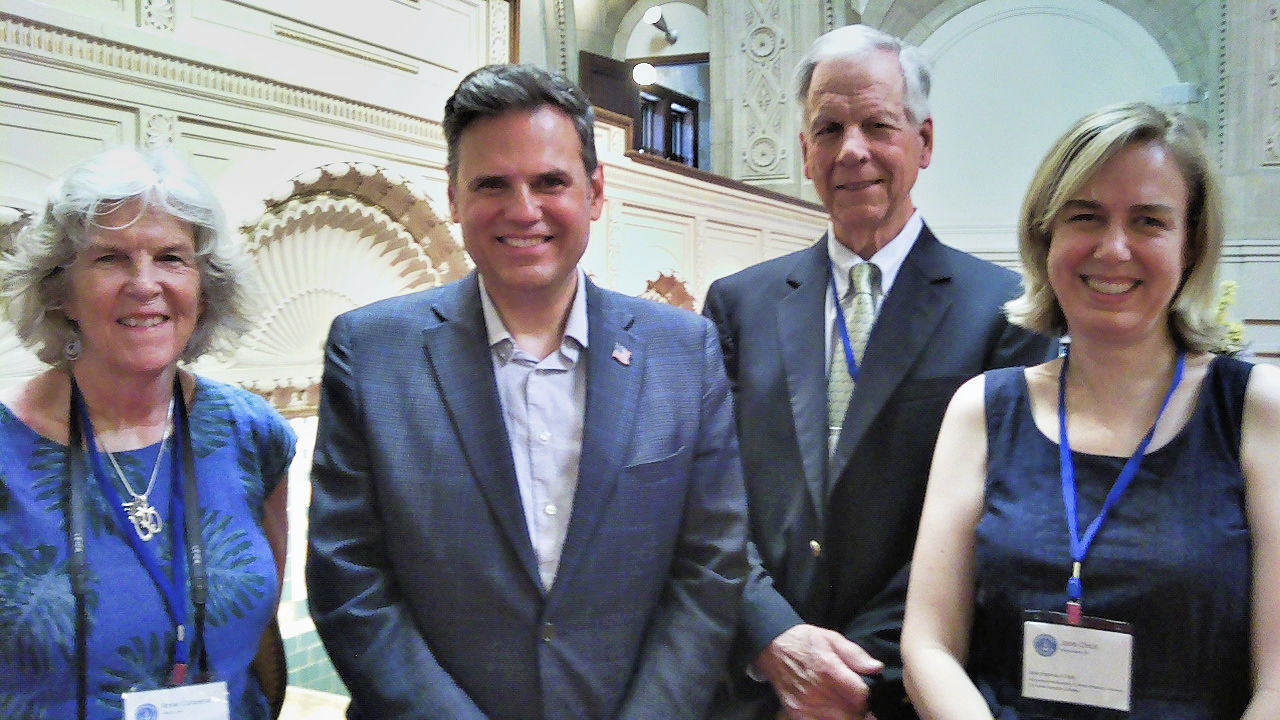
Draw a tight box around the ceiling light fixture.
[643,6,678,45]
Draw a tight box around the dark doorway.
[578,51,708,170]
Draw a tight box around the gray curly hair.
[0,147,251,365]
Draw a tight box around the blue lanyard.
[828,260,860,382]
[1057,349,1184,613]
[71,381,191,670]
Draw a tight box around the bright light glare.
[632,62,658,86]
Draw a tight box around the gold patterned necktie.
[827,261,881,457]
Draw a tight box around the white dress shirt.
[481,268,589,590]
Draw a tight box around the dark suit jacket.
[702,225,1056,719]
[306,272,748,720]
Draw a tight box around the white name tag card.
[1022,611,1133,712]
[122,681,229,720]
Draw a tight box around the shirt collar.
[826,211,922,298]
[479,267,590,361]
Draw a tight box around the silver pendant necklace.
[100,396,175,542]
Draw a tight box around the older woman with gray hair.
[0,147,295,720]
[901,102,1280,719]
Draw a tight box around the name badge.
[1022,610,1133,711]
[122,681,229,720]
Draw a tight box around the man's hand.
[756,624,884,720]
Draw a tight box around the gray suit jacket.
[702,226,1056,719]
[307,272,748,720]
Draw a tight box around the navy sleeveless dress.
[971,356,1252,719]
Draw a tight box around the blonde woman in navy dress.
[0,147,295,719]
[901,103,1280,718]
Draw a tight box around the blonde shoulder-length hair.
[1005,102,1225,353]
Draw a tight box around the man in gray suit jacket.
[703,26,1055,720]
[307,64,748,720]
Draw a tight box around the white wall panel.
[606,203,696,296]
[916,0,1179,254]
[697,219,764,299]
[0,87,137,208]
[171,117,450,230]
[187,0,481,120]
[763,231,817,261]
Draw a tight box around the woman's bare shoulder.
[1,369,70,444]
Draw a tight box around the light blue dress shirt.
[480,268,589,590]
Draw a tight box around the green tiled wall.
[284,629,348,696]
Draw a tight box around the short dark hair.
[443,64,597,181]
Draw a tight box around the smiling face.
[62,198,203,377]
[800,50,933,258]
[448,105,604,310]
[1047,141,1190,347]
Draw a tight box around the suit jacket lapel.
[422,273,542,589]
[779,241,831,520]
[831,226,953,479]
[549,280,642,599]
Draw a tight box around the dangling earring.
[64,332,82,361]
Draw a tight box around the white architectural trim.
[0,14,445,144]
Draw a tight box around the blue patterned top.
[0,376,296,720]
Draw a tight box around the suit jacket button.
[540,622,555,642]
[809,540,822,557]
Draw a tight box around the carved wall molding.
[1264,4,1279,165]
[0,15,445,144]
[553,0,570,75]
[252,161,469,270]
[141,108,178,147]
[271,23,419,73]
[1218,0,1230,162]
[738,0,789,180]
[593,108,631,158]
[141,0,176,32]
[231,162,470,416]
[823,0,837,32]
[847,0,862,24]
[489,0,511,64]
[639,272,696,310]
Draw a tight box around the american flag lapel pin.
[611,342,632,366]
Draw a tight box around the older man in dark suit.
[703,25,1055,720]
[306,64,748,720]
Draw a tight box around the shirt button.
[544,504,558,516]
[540,622,555,641]
[538,431,551,443]
[809,540,822,557]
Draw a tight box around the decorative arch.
[862,0,1220,139]
[214,162,471,416]
[899,0,1185,255]
[609,0,709,59]
[639,271,696,310]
